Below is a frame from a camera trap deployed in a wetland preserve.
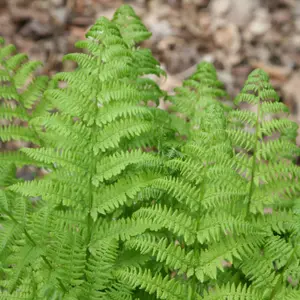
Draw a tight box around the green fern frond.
[0,194,30,259]
[92,172,162,215]
[2,10,177,297]
[50,209,86,232]
[0,38,47,110]
[93,118,154,154]
[133,204,197,245]
[226,128,256,152]
[5,53,28,71]
[164,157,204,184]
[272,289,300,300]
[13,61,43,89]
[95,102,152,126]
[238,236,294,296]
[197,213,269,244]
[21,147,88,172]
[261,101,289,114]
[203,283,261,300]
[0,86,20,100]
[0,44,17,61]
[47,231,86,287]
[0,218,22,260]
[93,149,162,183]
[125,234,198,277]
[0,104,29,121]
[229,69,300,213]
[151,176,201,211]
[116,267,201,300]
[112,5,152,46]
[196,235,265,282]
[169,61,230,132]
[0,125,40,144]
[228,110,257,127]
[0,38,48,192]
[9,179,89,209]
[92,217,161,243]
[256,139,300,160]
[21,76,48,109]
[4,244,42,293]
[260,119,297,138]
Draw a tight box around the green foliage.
[0,37,48,135]
[229,69,300,212]
[0,37,49,190]
[1,5,300,300]
[126,66,300,299]
[169,61,230,133]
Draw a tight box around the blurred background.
[1,0,300,145]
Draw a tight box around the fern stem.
[41,252,68,293]
[1,54,68,292]
[0,204,36,245]
[87,138,97,241]
[247,93,261,215]
[1,193,68,293]
[83,125,98,279]
[269,248,297,299]
[56,275,68,293]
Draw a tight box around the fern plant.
[0,36,49,167]
[0,6,182,299]
[1,4,300,300]
[0,37,49,271]
[169,61,230,128]
[228,69,299,212]
[120,66,300,299]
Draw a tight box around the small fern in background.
[0,36,50,191]
[119,65,300,299]
[169,62,230,131]
[0,37,48,145]
[228,69,300,213]
[0,38,49,270]
[0,4,300,300]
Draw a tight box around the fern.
[124,65,300,299]
[0,38,48,168]
[169,61,230,133]
[1,5,300,300]
[229,69,300,213]
[0,39,50,293]
[0,6,177,299]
